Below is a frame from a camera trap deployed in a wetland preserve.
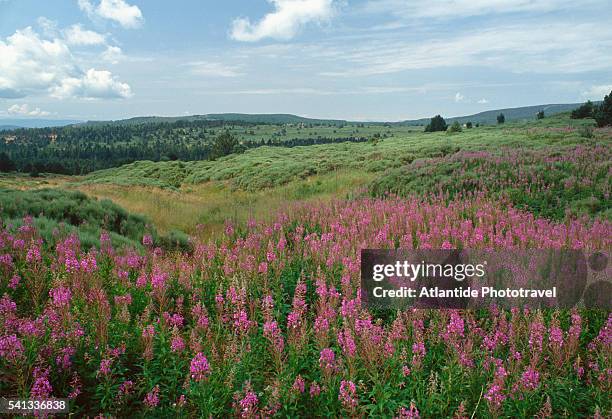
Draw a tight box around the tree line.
[0,118,370,175]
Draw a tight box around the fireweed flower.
[56,346,76,370]
[151,268,169,291]
[50,286,71,308]
[144,385,160,408]
[319,348,336,373]
[190,352,210,382]
[8,274,20,289]
[0,334,24,362]
[239,390,259,416]
[397,402,420,418]
[292,375,305,394]
[170,335,185,352]
[310,382,321,398]
[118,380,134,399]
[142,234,154,247]
[263,321,285,353]
[163,312,184,329]
[337,328,356,358]
[68,373,82,400]
[98,358,113,377]
[31,367,52,399]
[519,367,540,390]
[338,380,358,411]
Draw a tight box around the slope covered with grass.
[0,188,188,249]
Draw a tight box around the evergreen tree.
[497,113,505,124]
[210,131,240,160]
[571,101,594,119]
[425,115,447,132]
[593,90,612,127]
[0,152,15,172]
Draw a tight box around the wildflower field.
[1,116,611,417]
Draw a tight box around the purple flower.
[239,391,258,415]
[50,286,72,308]
[0,334,24,362]
[144,385,160,408]
[190,352,210,382]
[319,348,336,372]
[142,234,154,247]
[520,367,540,390]
[292,375,305,394]
[170,336,185,352]
[31,367,52,399]
[339,380,358,410]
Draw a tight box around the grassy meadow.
[2,113,609,236]
[1,112,611,417]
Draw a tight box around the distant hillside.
[83,113,347,126]
[0,119,82,129]
[400,103,587,125]
[78,104,591,127]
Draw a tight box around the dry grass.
[3,170,372,239]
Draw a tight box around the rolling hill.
[0,118,83,129]
[81,113,347,126]
[78,103,586,127]
[400,103,588,125]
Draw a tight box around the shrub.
[593,90,612,127]
[537,110,545,120]
[0,188,188,250]
[571,101,594,119]
[579,125,594,139]
[497,113,505,124]
[465,121,473,129]
[447,121,462,133]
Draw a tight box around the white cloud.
[231,0,336,42]
[101,45,123,63]
[8,104,51,117]
[64,24,106,46]
[478,98,489,104]
[37,17,59,37]
[223,87,333,95]
[454,92,465,102]
[363,0,596,20]
[0,26,132,99]
[316,23,612,76]
[79,0,144,29]
[186,61,244,77]
[582,84,612,100]
[51,68,132,99]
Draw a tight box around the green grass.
[78,114,607,191]
[0,188,189,249]
[4,114,610,236]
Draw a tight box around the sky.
[0,0,611,122]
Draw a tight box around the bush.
[0,188,188,250]
[571,101,594,119]
[447,121,462,133]
[593,90,612,127]
[497,113,505,124]
[579,126,594,138]
[465,122,473,129]
[425,115,447,132]
[536,110,545,120]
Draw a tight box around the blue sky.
[1,0,611,121]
